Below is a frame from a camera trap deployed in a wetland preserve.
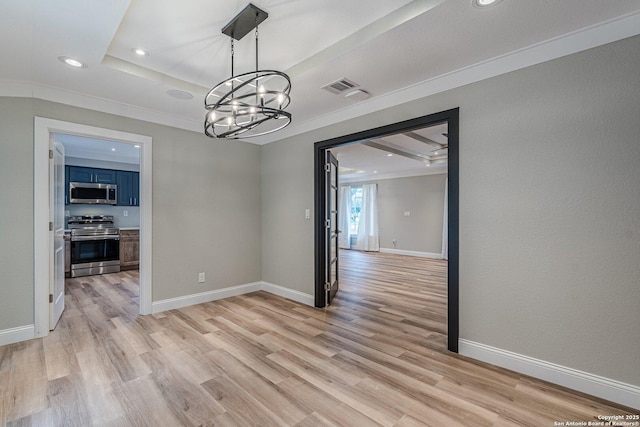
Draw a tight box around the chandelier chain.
[255,14,259,73]
[230,38,235,77]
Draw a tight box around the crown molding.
[2,10,640,145]
[0,79,203,134]
[257,10,640,145]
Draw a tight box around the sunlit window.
[349,187,363,235]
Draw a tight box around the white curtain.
[355,183,379,252]
[442,177,448,260]
[338,186,351,249]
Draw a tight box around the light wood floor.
[0,252,634,426]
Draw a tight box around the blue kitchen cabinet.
[68,166,117,184]
[132,172,139,206]
[93,168,117,184]
[116,171,140,206]
[68,166,92,183]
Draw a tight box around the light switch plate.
[305,208,311,219]
[198,272,205,283]
[404,211,411,216]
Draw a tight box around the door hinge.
[49,221,53,231]
[324,163,330,172]
[49,294,53,303]
[324,283,331,291]
[49,149,53,159]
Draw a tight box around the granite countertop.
[119,227,140,230]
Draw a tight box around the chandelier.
[204,3,292,139]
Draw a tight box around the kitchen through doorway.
[58,134,142,326]
[33,118,153,339]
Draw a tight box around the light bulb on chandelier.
[204,3,292,139]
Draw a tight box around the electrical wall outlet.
[123,210,128,217]
[198,272,205,283]
[404,211,411,217]
[392,239,397,248]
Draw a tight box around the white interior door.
[50,140,65,330]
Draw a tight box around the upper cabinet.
[116,170,140,206]
[68,166,117,184]
[66,166,138,206]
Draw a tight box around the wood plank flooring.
[0,252,635,426]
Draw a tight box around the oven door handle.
[71,235,120,241]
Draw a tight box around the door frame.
[34,118,153,338]
[313,108,459,352]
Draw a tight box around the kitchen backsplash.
[66,205,140,228]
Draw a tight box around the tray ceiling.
[2,0,640,144]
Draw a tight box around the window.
[349,187,363,235]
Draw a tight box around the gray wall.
[344,174,446,253]
[0,98,262,330]
[262,35,640,386]
[0,99,35,329]
[260,136,314,293]
[1,33,638,390]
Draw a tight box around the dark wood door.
[325,150,339,305]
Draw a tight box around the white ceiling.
[53,133,140,165]
[332,123,448,183]
[2,0,640,146]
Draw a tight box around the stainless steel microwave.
[69,182,117,205]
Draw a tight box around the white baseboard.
[152,282,262,313]
[261,281,315,306]
[459,339,640,410]
[152,281,314,313]
[0,324,35,346]
[380,248,443,259]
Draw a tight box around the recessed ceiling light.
[132,48,148,56]
[426,163,431,167]
[167,89,194,100]
[387,154,393,157]
[473,0,502,7]
[58,56,87,68]
[111,148,116,151]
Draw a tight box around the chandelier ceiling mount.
[204,3,292,139]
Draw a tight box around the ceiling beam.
[362,140,432,164]
[404,131,445,149]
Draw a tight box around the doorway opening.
[314,108,459,352]
[33,118,153,338]
[57,134,142,328]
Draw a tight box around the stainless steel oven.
[69,215,120,277]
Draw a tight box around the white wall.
[261,35,640,390]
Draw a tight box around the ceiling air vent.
[321,78,359,95]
